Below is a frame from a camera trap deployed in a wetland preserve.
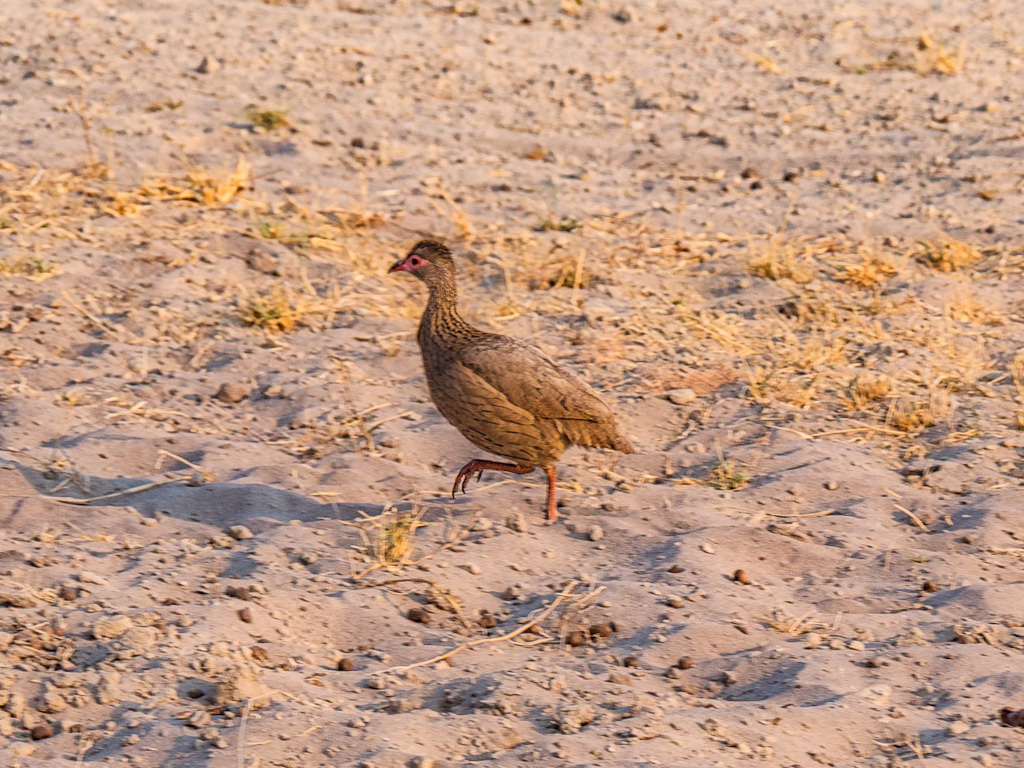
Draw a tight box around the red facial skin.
[388,254,426,273]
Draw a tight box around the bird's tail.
[611,432,634,454]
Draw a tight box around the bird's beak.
[388,257,409,274]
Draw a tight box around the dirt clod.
[407,607,430,624]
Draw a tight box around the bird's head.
[388,240,456,288]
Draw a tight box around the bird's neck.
[421,280,473,342]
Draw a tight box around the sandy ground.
[2,0,1024,766]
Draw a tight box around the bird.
[388,239,633,521]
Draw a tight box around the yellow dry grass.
[915,32,966,76]
[886,389,952,432]
[836,251,898,288]
[185,156,252,206]
[914,236,981,273]
[946,282,1003,326]
[846,374,893,411]
[748,235,814,283]
[0,255,60,281]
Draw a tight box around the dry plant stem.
[236,699,252,768]
[40,475,190,505]
[67,100,98,166]
[61,290,124,341]
[764,509,836,519]
[894,504,929,531]
[372,581,581,676]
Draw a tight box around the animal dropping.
[389,240,633,521]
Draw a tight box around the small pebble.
[946,720,970,736]
[675,657,694,670]
[337,657,355,671]
[667,565,684,574]
[407,607,430,624]
[666,388,696,405]
[506,513,529,533]
[237,607,252,623]
[700,543,715,554]
[824,480,839,490]
[58,586,78,601]
[215,382,248,404]
[622,656,639,668]
[922,580,939,593]
[478,611,497,629]
[196,55,221,74]
[666,596,684,609]
[30,723,53,740]
[566,631,586,647]
[610,3,639,23]
[589,623,614,639]
[226,526,254,541]
[732,569,751,585]
[587,525,604,542]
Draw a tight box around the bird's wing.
[457,336,616,425]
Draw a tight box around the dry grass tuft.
[526,247,592,292]
[239,284,336,333]
[0,255,60,281]
[748,236,814,283]
[705,456,750,490]
[138,157,253,207]
[836,251,898,287]
[378,510,425,565]
[946,282,1003,325]
[186,156,252,206]
[886,389,951,432]
[914,236,981,273]
[846,374,893,411]
[763,607,831,636]
[351,507,428,571]
[535,214,581,233]
[245,105,291,131]
[915,32,966,76]
[838,32,965,77]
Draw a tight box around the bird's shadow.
[0,454,413,531]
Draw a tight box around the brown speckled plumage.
[389,240,633,521]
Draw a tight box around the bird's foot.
[451,460,534,498]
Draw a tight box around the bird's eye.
[409,257,421,267]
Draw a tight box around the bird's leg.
[545,466,558,522]
[452,460,534,498]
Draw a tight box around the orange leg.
[452,459,534,498]
[545,466,559,522]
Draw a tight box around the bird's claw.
[451,463,488,498]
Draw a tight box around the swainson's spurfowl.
[389,240,633,521]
